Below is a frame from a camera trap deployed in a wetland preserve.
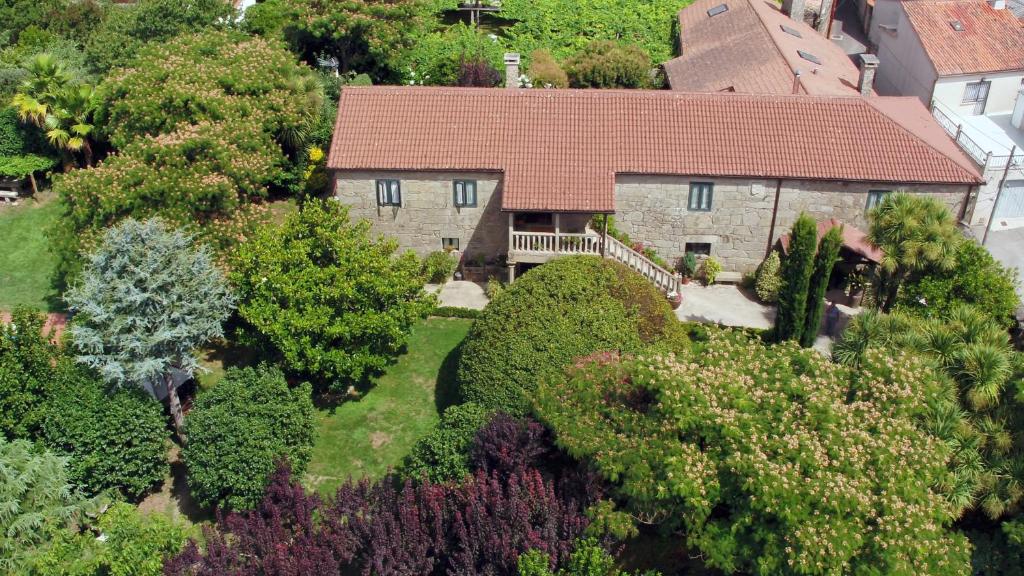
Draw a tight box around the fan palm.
[866,192,961,311]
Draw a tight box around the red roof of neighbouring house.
[663,0,867,95]
[327,87,982,213]
[901,0,1024,75]
[779,218,885,263]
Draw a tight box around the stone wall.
[614,175,970,273]
[334,171,507,261]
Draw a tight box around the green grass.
[0,195,62,312]
[304,317,472,495]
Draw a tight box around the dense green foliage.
[457,256,685,415]
[402,402,492,482]
[232,200,432,390]
[896,239,1020,327]
[241,0,294,40]
[518,539,630,576]
[40,376,168,499]
[422,250,458,283]
[754,250,781,303]
[800,225,841,347]
[84,0,234,73]
[184,365,315,511]
[499,0,685,64]
[0,307,55,438]
[526,49,569,88]
[565,41,653,89]
[0,436,97,574]
[65,218,234,438]
[700,256,721,285]
[773,214,817,342]
[835,307,1024,519]
[402,22,504,86]
[867,192,961,312]
[536,328,972,575]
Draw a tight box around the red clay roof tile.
[327,87,982,212]
[901,0,1024,76]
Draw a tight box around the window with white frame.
[453,180,477,207]
[442,237,459,250]
[688,182,714,211]
[865,189,890,212]
[961,81,990,115]
[376,179,401,206]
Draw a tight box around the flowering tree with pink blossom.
[535,327,973,575]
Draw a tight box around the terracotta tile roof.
[780,218,885,263]
[901,0,1024,75]
[663,0,867,96]
[327,87,983,213]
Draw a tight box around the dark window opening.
[685,242,712,256]
[865,190,890,212]
[688,182,714,212]
[707,3,728,16]
[453,180,478,207]
[442,237,460,250]
[376,179,401,206]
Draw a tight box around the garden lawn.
[304,317,472,495]
[0,195,61,311]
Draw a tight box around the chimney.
[857,53,879,96]
[504,53,520,89]
[792,69,802,94]
[989,0,1006,9]
[781,0,807,22]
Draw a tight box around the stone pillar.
[857,54,879,96]
[816,0,833,35]
[507,263,516,283]
[782,0,806,22]
[504,53,520,89]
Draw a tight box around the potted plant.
[667,285,683,310]
[678,252,698,285]
[846,271,867,307]
[701,257,722,286]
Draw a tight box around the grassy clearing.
[0,194,62,312]
[304,317,472,496]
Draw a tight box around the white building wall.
[932,72,1024,116]
[872,2,938,103]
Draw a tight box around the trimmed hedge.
[401,401,492,483]
[432,306,482,319]
[456,256,684,415]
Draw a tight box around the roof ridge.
[863,98,980,180]
[747,0,797,82]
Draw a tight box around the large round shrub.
[456,256,683,415]
[41,370,169,499]
[183,365,315,511]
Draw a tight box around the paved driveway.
[985,227,1024,299]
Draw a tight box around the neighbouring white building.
[870,0,1024,230]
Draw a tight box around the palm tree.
[866,192,961,311]
[9,54,98,167]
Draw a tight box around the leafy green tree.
[41,373,168,499]
[84,0,235,72]
[0,436,98,574]
[896,239,1020,327]
[231,200,432,390]
[183,365,315,511]
[565,41,653,89]
[536,328,972,575]
[0,307,57,439]
[867,192,961,312]
[773,213,816,342]
[402,402,492,483]
[285,0,437,82]
[400,22,504,86]
[518,538,626,576]
[0,0,77,44]
[10,53,98,166]
[241,0,295,40]
[835,306,1024,519]
[800,225,841,347]
[65,218,235,441]
[457,256,688,416]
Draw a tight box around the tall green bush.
[0,307,57,439]
[565,41,652,89]
[456,256,685,415]
[401,402,492,483]
[800,225,842,347]
[773,214,817,342]
[183,365,315,511]
[754,250,781,303]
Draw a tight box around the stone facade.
[334,171,508,261]
[614,175,970,273]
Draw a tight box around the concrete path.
[675,284,777,329]
[425,281,490,310]
[985,226,1024,300]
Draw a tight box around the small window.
[688,182,714,212]
[780,24,802,38]
[376,179,401,206]
[442,237,459,251]
[797,50,822,65]
[453,180,478,207]
[865,190,890,211]
[685,242,712,257]
[707,3,728,16]
[949,19,964,32]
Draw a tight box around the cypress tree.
[773,213,817,342]
[800,226,843,348]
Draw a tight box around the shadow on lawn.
[434,340,463,414]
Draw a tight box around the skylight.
[780,24,803,38]
[797,50,822,65]
[949,19,964,31]
[707,3,728,17]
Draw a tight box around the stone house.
[327,87,981,288]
